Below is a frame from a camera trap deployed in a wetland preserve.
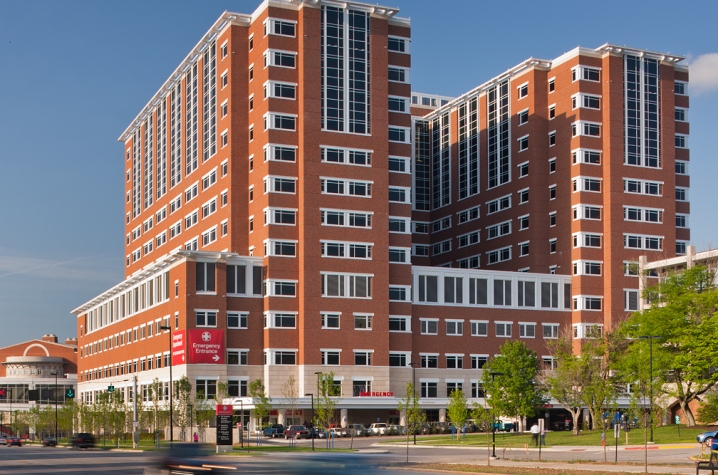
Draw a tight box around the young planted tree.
[483,340,545,429]
[108,391,127,447]
[281,376,300,426]
[174,376,193,441]
[315,372,338,430]
[614,265,718,426]
[446,389,469,433]
[194,390,214,442]
[216,381,231,403]
[397,382,425,443]
[248,379,272,431]
[545,334,616,433]
[58,399,79,443]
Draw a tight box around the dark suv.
[71,433,95,449]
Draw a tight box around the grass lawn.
[384,425,712,448]
[403,463,688,475]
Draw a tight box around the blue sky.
[0,0,716,348]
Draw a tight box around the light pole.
[408,362,420,445]
[639,335,661,443]
[305,393,314,451]
[50,370,58,440]
[489,372,504,459]
[160,325,173,446]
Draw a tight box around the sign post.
[675,415,680,437]
[216,405,233,453]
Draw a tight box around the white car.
[369,423,387,436]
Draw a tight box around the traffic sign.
[108,386,115,392]
[0,388,6,399]
[66,389,75,399]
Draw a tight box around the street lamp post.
[408,362,420,445]
[160,326,173,447]
[489,372,504,459]
[305,393,314,451]
[50,370,58,440]
[639,335,661,443]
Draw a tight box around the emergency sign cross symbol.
[202,332,211,342]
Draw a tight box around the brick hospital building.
[72,0,690,428]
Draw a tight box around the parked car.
[262,424,285,438]
[0,435,7,444]
[697,430,718,444]
[71,433,95,449]
[346,424,369,437]
[6,436,22,447]
[369,423,387,436]
[328,427,348,438]
[387,425,407,436]
[42,437,57,447]
[284,425,310,439]
[145,443,236,474]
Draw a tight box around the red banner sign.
[171,331,186,366]
[359,391,394,397]
[216,404,233,416]
[187,329,225,364]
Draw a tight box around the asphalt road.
[0,436,705,475]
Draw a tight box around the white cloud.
[688,53,718,95]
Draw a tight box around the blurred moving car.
[369,423,387,436]
[6,436,22,447]
[144,443,237,474]
[41,437,57,447]
[697,429,718,444]
[262,424,285,438]
[71,433,95,449]
[284,425,310,439]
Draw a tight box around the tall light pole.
[639,335,661,443]
[304,393,314,451]
[489,372,504,459]
[160,325,173,446]
[50,370,58,440]
[408,362,420,445]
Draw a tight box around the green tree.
[248,379,272,431]
[108,391,127,447]
[614,265,718,426]
[24,405,43,440]
[58,399,79,443]
[545,335,616,433]
[281,376,300,426]
[697,391,718,424]
[446,389,469,433]
[174,376,193,441]
[483,340,545,426]
[315,372,338,430]
[194,390,214,442]
[397,382,425,443]
[217,381,230,403]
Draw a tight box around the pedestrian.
[530,423,539,446]
[193,432,198,443]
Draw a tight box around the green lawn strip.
[399,463,686,475]
[385,426,709,448]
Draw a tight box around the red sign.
[216,404,233,416]
[0,388,6,398]
[171,331,186,365]
[185,329,225,364]
[359,391,394,397]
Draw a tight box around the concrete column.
[340,408,348,428]
[439,408,446,422]
[277,411,285,426]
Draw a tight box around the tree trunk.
[679,400,697,426]
[572,409,581,435]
